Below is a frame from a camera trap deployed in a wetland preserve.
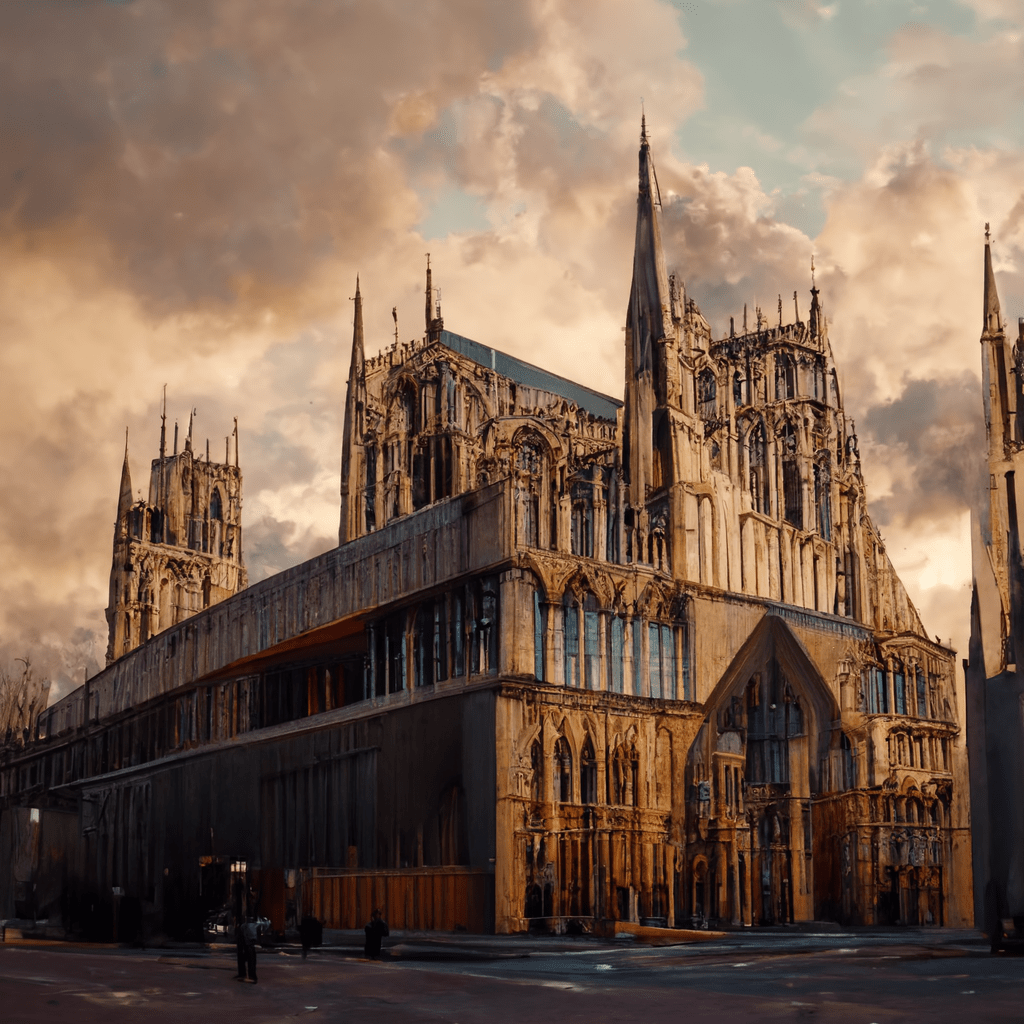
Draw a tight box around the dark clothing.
[236,922,258,981]
[300,916,322,958]
[363,917,389,958]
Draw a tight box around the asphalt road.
[2,932,1022,1022]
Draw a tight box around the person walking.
[235,917,258,982]
[363,908,389,959]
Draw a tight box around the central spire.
[624,117,674,500]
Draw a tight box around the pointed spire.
[159,385,167,461]
[984,224,1003,335]
[424,255,432,336]
[424,256,443,342]
[118,428,133,519]
[624,116,675,498]
[352,275,365,377]
[340,275,367,544]
[809,255,822,340]
[185,408,195,453]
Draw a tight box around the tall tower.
[966,229,1024,936]
[105,406,247,664]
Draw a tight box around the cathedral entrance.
[684,615,839,927]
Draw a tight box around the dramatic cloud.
[1,0,1021,697]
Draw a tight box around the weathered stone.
[0,125,970,939]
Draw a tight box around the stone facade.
[0,126,970,939]
[105,409,246,664]
[966,231,1024,939]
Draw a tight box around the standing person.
[235,917,258,982]
[363,908,389,959]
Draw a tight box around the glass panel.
[610,616,624,693]
[564,602,579,687]
[661,624,675,700]
[632,619,643,696]
[584,610,600,690]
[649,623,662,699]
[534,591,544,681]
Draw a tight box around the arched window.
[748,422,769,515]
[775,353,796,399]
[533,590,545,681]
[916,666,928,718]
[554,737,573,803]
[814,460,831,540]
[781,423,802,528]
[571,478,594,557]
[698,368,717,420]
[648,621,676,699]
[583,593,601,690]
[609,615,625,693]
[580,737,597,804]
[893,661,907,715]
[210,488,223,521]
[840,732,855,790]
[563,593,580,687]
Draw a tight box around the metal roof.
[438,330,621,421]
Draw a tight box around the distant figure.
[363,908,389,958]
[236,918,258,982]
[300,915,322,959]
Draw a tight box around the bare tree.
[0,659,51,750]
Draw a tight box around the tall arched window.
[893,661,907,715]
[533,589,545,681]
[210,488,223,521]
[775,353,796,399]
[554,737,573,803]
[580,736,597,804]
[571,479,594,557]
[563,593,580,687]
[609,615,625,693]
[814,460,831,540]
[916,666,928,718]
[781,423,802,528]
[583,593,600,690]
[748,422,769,514]
[698,368,717,420]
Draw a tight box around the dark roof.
[438,330,621,421]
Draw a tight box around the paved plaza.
[2,930,1022,1023]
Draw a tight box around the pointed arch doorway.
[684,615,840,926]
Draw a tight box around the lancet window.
[698,368,717,421]
[748,422,769,515]
[780,423,802,528]
[814,459,831,540]
[775,352,796,400]
[893,661,907,715]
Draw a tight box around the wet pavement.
[2,929,1022,1022]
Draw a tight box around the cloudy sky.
[1,0,1022,699]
